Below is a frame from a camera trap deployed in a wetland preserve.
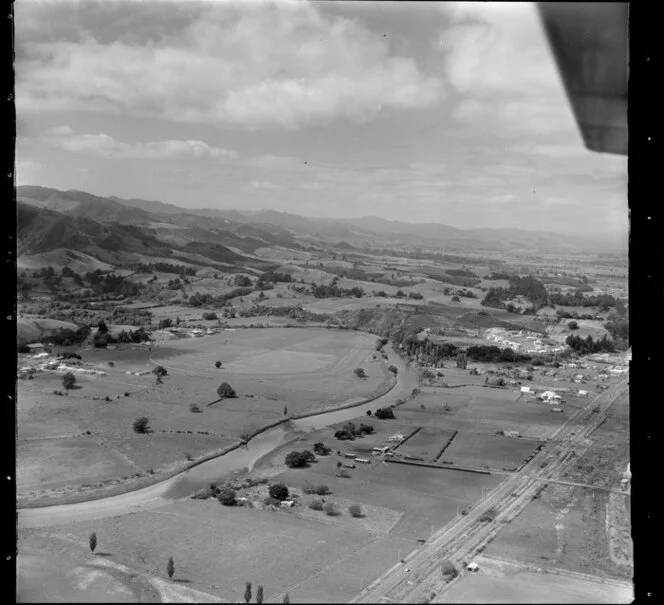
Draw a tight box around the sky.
[15,0,628,236]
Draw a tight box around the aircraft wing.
[537,2,628,155]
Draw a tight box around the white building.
[520,386,531,393]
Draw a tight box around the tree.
[89,531,97,553]
[354,367,367,378]
[217,382,237,399]
[167,556,175,579]
[313,442,331,455]
[388,365,398,375]
[269,483,289,501]
[283,405,288,416]
[152,365,168,377]
[283,593,290,604]
[567,320,579,330]
[97,320,109,333]
[348,504,362,517]
[158,318,173,329]
[323,502,338,516]
[132,416,151,434]
[244,582,252,604]
[366,409,372,416]
[217,487,237,506]
[374,407,395,420]
[215,360,222,369]
[285,451,313,468]
[62,372,77,390]
[256,585,264,604]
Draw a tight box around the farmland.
[17,328,393,503]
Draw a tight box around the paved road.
[351,378,628,604]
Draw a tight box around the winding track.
[351,377,629,604]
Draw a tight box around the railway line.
[351,378,628,604]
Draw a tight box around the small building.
[467,562,479,572]
[551,407,564,413]
[27,343,48,354]
[344,452,357,459]
[387,434,405,443]
[280,500,295,508]
[541,390,560,402]
[354,457,371,464]
[578,389,588,396]
[504,430,520,438]
[372,446,390,455]
[520,386,531,393]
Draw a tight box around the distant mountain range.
[16,186,626,270]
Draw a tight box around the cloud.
[44,128,237,161]
[16,0,446,129]
[437,2,575,135]
[246,180,280,190]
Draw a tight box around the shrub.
[62,372,77,390]
[185,452,193,461]
[189,403,201,413]
[269,483,289,501]
[479,508,497,523]
[388,365,398,374]
[108,361,115,367]
[441,560,458,580]
[374,407,395,420]
[217,382,237,398]
[348,504,363,517]
[313,442,331,455]
[132,416,151,434]
[302,481,315,494]
[354,367,367,378]
[366,409,372,416]
[358,423,374,435]
[568,320,579,330]
[152,365,168,377]
[217,487,237,506]
[202,312,218,320]
[285,450,314,468]
[215,360,222,369]
[336,469,351,479]
[314,485,330,495]
[309,499,324,511]
[323,502,339,516]
[167,556,175,579]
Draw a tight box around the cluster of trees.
[481,275,549,309]
[115,327,150,344]
[310,283,364,298]
[486,271,513,280]
[91,321,150,347]
[256,271,293,286]
[84,271,142,297]
[466,345,532,363]
[188,287,253,307]
[130,262,197,276]
[285,450,315,468]
[446,268,479,278]
[565,333,615,354]
[549,290,619,310]
[43,325,91,346]
[234,275,252,287]
[334,422,375,440]
[374,407,395,419]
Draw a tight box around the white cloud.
[44,129,237,161]
[438,2,575,135]
[16,1,446,129]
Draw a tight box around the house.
[504,430,520,438]
[541,390,560,402]
[467,562,479,572]
[27,343,48,354]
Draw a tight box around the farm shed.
[26,343,48,354]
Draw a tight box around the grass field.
[437,555,633,603]
[17,328,390,497]
[484,482,633,581]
